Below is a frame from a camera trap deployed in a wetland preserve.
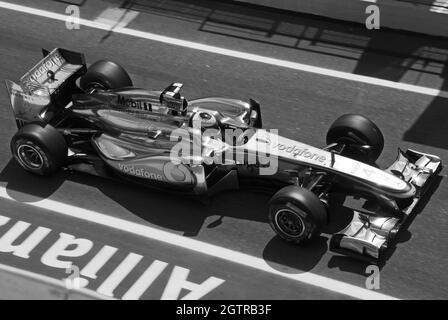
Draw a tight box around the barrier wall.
[235,0,448,37]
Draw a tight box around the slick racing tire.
[268,186,327,244]
[326,114,384,163]
[11,124,68,176]
[80,60,133,91]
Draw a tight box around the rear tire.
[11,124,67,176]
[80,60,133,91]
[326,114,384,163]
[269,186,327,244]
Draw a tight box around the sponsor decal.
[352,162,408,190]
[22,52,65,89]
[9,89,34,108]
[117,95,152,111]
[118,163,163,181]
[273,143,327,163]
[9,88,48,103]
[163,162,191,183]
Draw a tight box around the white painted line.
[0,186,398,300]
[122,260,168,300]
[93,7,139,29]
[97,252,143,297]
[0,1,446,99]
[81,245,118,279]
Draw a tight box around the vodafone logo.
[24,52,65,84]
[118,163,163,181]
[274,143,327,163]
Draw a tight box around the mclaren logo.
[118,163,163,181]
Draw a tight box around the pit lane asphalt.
[0,0,447,299]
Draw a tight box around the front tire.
[11,124,68,176]
[269,186,327,244]
[326,114,384,163]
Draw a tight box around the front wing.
[329,148,442,263]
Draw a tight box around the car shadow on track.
[263,236,328,273]
[0,160,66,202]
[0,159,270,236]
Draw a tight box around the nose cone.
[360,167,416,198]
[332,153,415,198]
[385,176,415,198]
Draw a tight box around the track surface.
[0,0,447,300]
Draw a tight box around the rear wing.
[5,48,86,128]
[20,48,86,96]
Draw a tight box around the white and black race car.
[5,48,442,263]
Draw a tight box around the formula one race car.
[5,48,442,263]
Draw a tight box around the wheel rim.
[275,209,305,237]
[17,144,44,170]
